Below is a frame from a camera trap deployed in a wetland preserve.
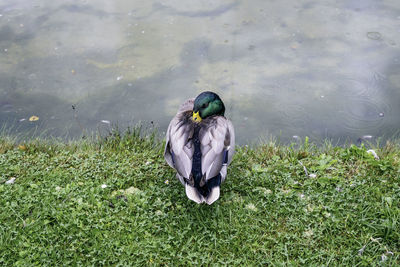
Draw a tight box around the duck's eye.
[201,103,209,108]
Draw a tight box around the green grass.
[0,130,399,266]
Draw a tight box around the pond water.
[1,0,399,144]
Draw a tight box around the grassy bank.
[0,131,399,266]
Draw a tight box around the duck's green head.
[192,91,225,122]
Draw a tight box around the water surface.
[1,0,400,144]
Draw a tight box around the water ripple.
[341,96,389,133]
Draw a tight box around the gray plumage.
[164,98,235,204]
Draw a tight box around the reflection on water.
[0,0,399,144]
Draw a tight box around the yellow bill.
[192,111,202,122]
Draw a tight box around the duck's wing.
[164,99,195,181]
[200,116,235,183]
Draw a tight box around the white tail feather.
[205,186,220,205]
[185,184,204,204]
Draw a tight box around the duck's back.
[164,98,235,204]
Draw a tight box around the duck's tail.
[185,174,221,205]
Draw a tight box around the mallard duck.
[164,91,235,204]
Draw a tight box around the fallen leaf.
[29,115,39,122]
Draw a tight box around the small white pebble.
[5,177,16,184]
[101,120,110,124]
[101,184,107,189]
[4,48,8,52]
[117,76,123,81]
[19,118,26,122]
[367,149,379,160]
[141,30,145,34]
[309,173,317,178]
